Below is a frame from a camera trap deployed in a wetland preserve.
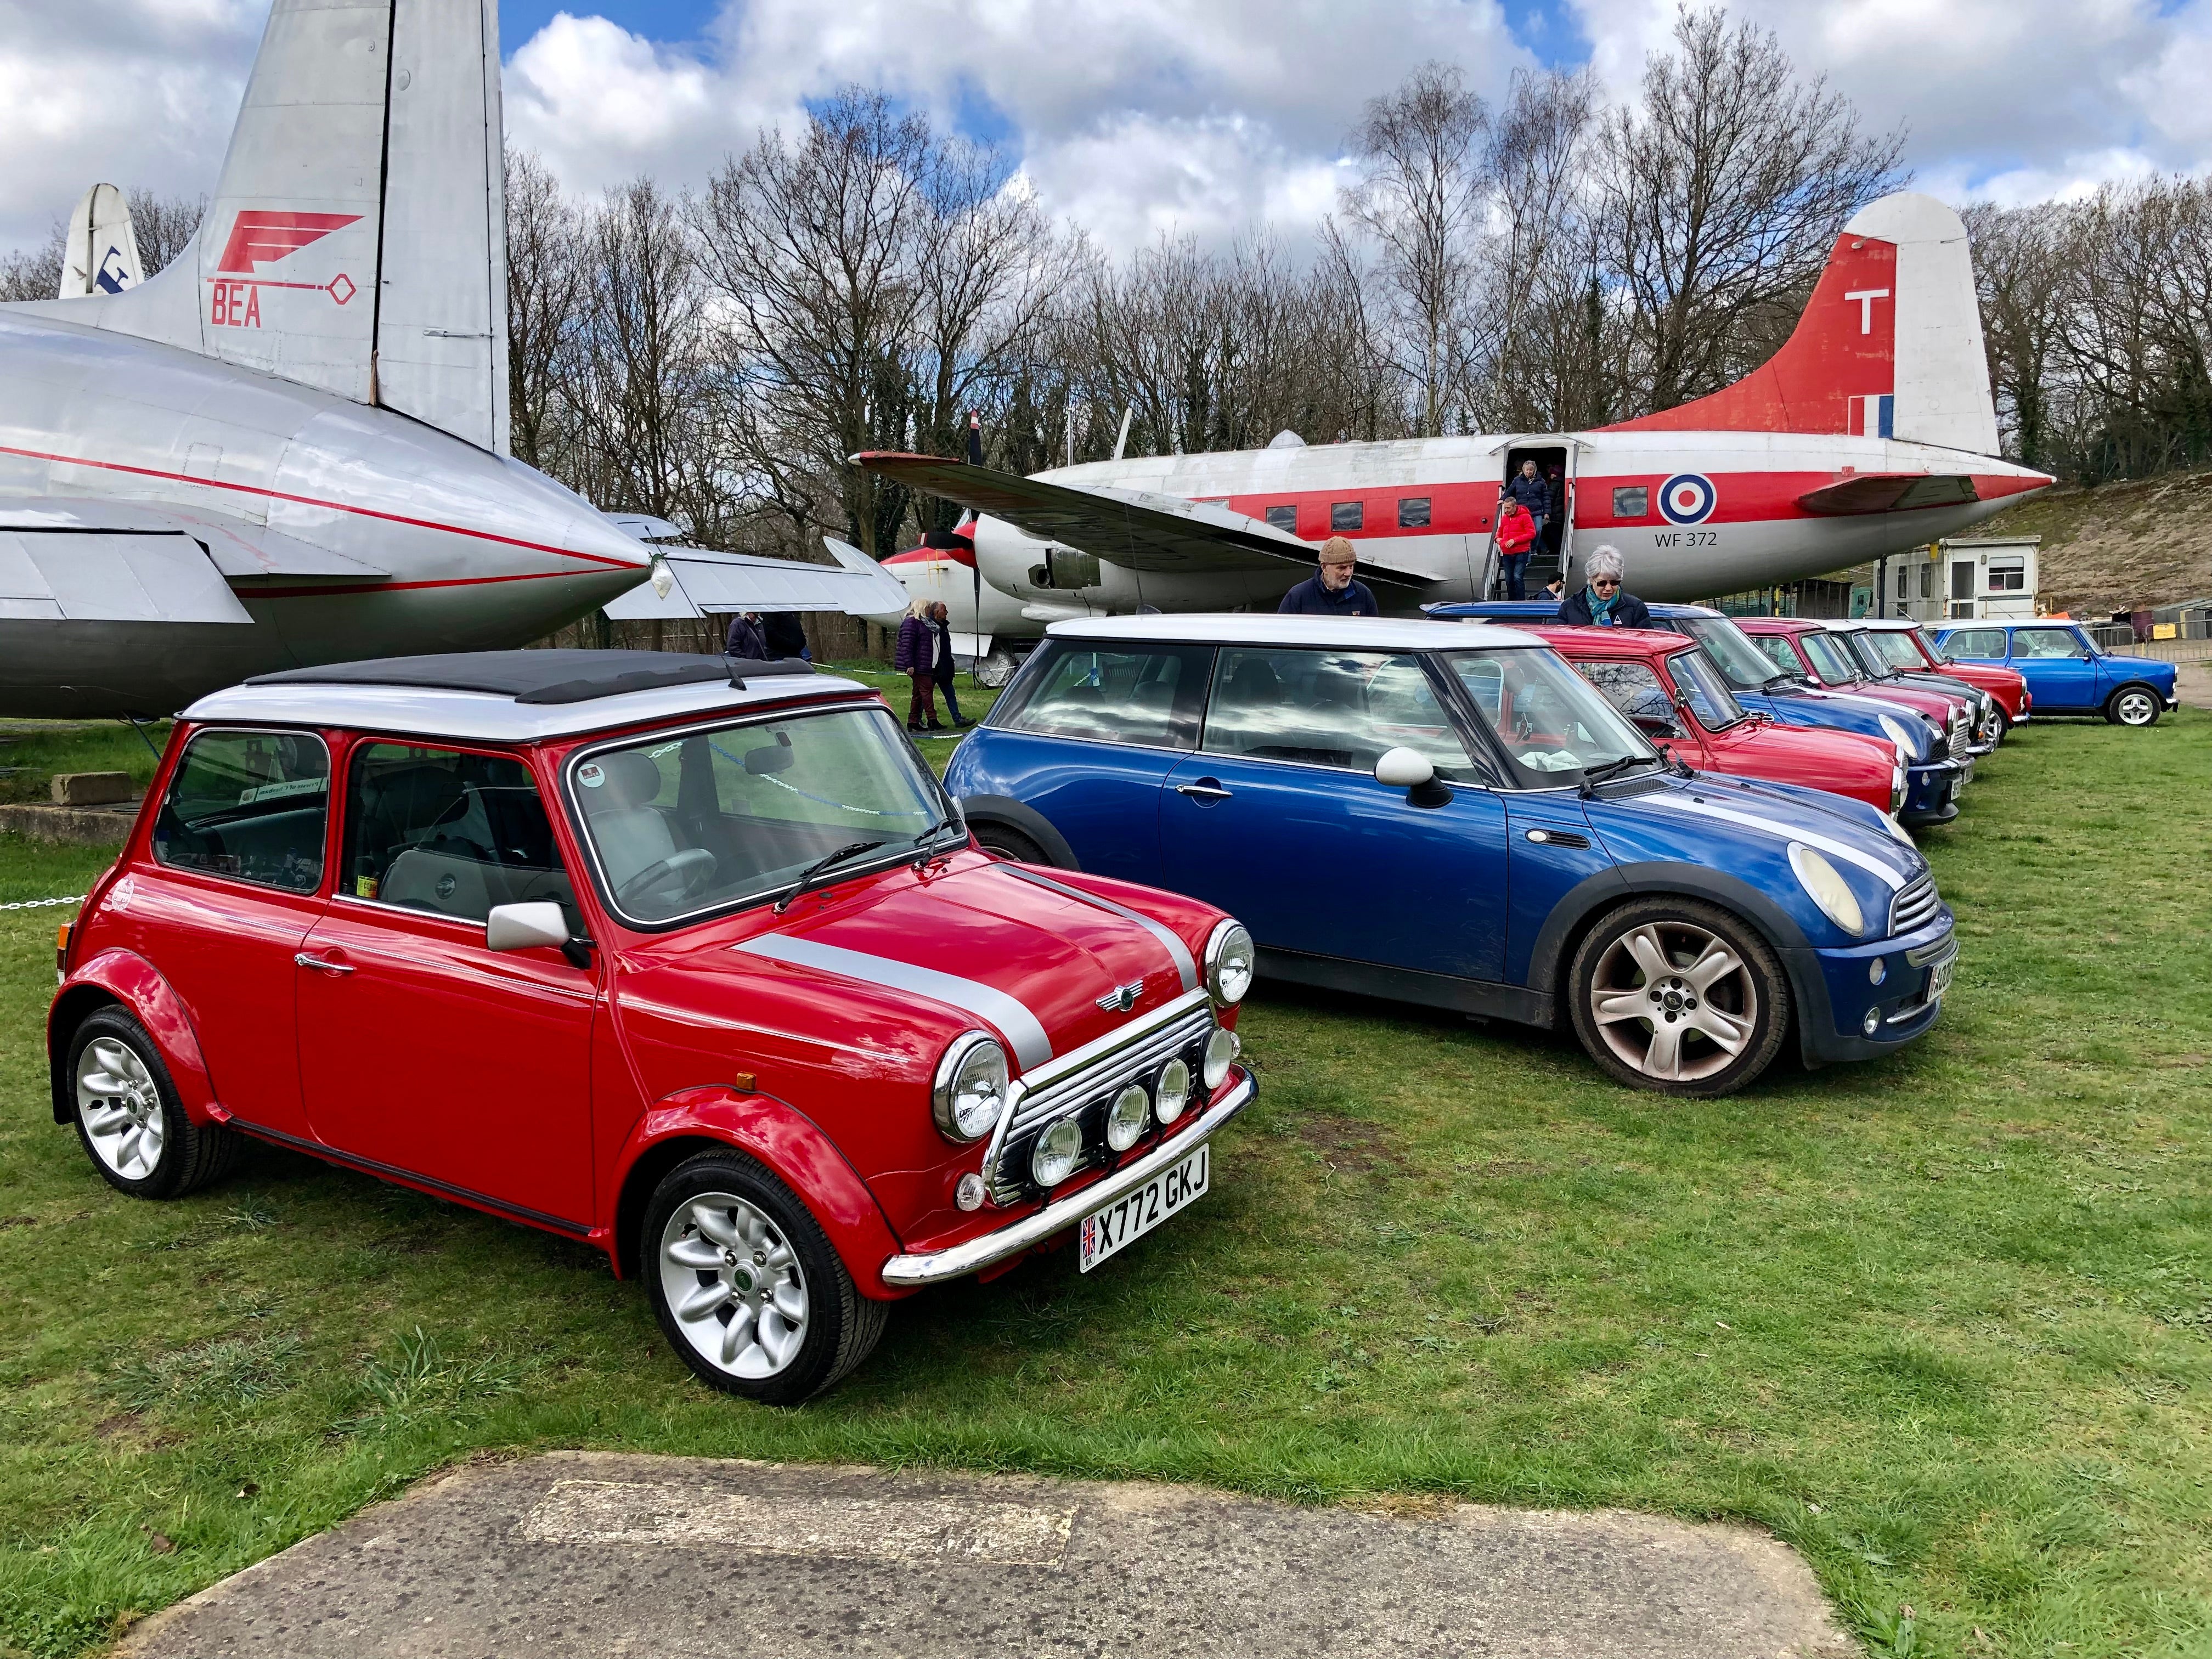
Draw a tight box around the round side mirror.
[1374,747,1435,788]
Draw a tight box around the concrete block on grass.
[50,771,135,805]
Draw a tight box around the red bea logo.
[206,210,363,330]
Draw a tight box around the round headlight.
[1201,1025,1238,1091]
[1205,920,1255,1005]
[1154,1058,1192,1126]
[1788,842,1867,936]
[1106,1083,1150,1150]
[932,1034,1008,1143]
[1030,1116,1084,1188]
[1876,713,1915,758]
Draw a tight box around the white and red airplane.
[861,191,2052,651]
[0,0,899,718]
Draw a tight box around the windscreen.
[571,706,950,923]
[1671,648,1748,729]
[1446,648,1657,783]
[1797,630,1862,684]
[1864,630,1929,672]
[1677,614,1785,690]
[1915,627,1954,662]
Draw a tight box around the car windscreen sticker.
[576,762,606,789]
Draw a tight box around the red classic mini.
[49,652,1256,1403]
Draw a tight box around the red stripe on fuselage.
[0,443,644,570]
[883,544,976,567]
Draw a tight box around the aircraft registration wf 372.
[0,0,901,718]
[859,192,2054,631]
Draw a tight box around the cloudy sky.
[3,0,2209,256]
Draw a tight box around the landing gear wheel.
[973,823,1047,865]
[69,1007,241,1198]
[643,1150,887,1404]
[2106,686,2161,727]
[1568,899,1790,1098]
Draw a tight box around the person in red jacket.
[1494,494,1537,599]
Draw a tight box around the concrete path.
[114,1452,1853,1658]
[2173,659,2211,710]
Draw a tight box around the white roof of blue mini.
[180,651,871,743]
[1045,614,1549,651]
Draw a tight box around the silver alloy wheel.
[1587,921,1759,1084]
[659,1192,810,1380]
[77,1036,166,1181]
[2113,689,2158,726]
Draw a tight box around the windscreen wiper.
[1577,754,1651,795]
[774,840,887,914]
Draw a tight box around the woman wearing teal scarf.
[1557,546,1652,629]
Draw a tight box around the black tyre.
[67,1007,242,1199]
[1990,707,2011,742]
[1567,899,1791,1098]
[642,1149,887,1405]
[2104,685,2162,727]
[973,822,1048,865]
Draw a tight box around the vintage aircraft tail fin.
[57,185,147,298]
[8,0,509,454]
[1600,191,1999,456]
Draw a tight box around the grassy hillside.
[1980,469,2212,616]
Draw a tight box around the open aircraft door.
[1482,435,1589,599]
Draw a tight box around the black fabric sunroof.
[246,651,815,705]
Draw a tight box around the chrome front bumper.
[878,1068,1256,1289]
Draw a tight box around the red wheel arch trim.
[49,950,220,1125]
[605,1087,910,1298]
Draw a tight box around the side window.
[1575,661,1683,737]
[1264,505,1297,533]
[1751,634,1801,675]
[1943,628,2005,658]
[1397,496,1431,529]
[2011,628,2085,659]
[1203,648,1475,777]
[344,743,575,928]
[153,729,330,893]
[1612,486,1649,518]
[1330,501,1363,532]
[993,641,1211,749]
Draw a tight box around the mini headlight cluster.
[1008,1023,1241,1193]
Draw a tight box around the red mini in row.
[50,652,1256,1403]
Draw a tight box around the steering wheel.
[615,846,716,908]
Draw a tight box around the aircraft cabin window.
[1330,501,1363,532]
[1613,486,1650,518]
[152,729,331,894]
[1397,497,1431,529]
[1265,505,1298,533]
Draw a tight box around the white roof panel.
[1045,613,1548,651]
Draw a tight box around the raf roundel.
[1657,473,1718,525]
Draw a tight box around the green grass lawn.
[2,707,2208,1659]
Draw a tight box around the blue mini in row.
[947,616,1957,1098]
[1431,601,1971,825]
[1933,620,2177,727]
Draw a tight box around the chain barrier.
[0,895,85,912]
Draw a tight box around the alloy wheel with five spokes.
[1568,899,1791,1097]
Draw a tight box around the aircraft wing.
[602,545,909,620]
[1795,474,1979,515]
[853,453,1440,588]
[0,496,398,623]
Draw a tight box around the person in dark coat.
[1541,466,1566,558]
[724,611,768,660]
[1556,545,1652,629]
[893,599,941,731]
[929,601,973,727]
[761,610,809,661]
[1504,459,1551,543]
[1494,495,1537,600]
[1277,536,1379,616]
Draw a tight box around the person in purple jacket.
[893,599,942,731]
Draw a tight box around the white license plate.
[1079,1142,1210,1273]
[1927,956,1955,1001]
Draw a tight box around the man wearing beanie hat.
[1277,536,1380,617]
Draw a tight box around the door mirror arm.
[561,935,596,970]
[1374,746,1454,809]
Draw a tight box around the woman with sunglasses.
[1556,545,1652,629]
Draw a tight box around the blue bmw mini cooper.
[946,617,1957,1098]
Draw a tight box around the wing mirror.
[486,901,594,968]
[1375,747,1453,808]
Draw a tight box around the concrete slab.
[114,1452,1854,1659]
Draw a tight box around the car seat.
[580,749,682,892]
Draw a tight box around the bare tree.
[504,149,586,474]
[0,224,64,302]
[1599,6,1905,414]
[1341,62,1491,437]
[127,190,205,274]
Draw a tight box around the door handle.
[1175,780,1233,801]
[294,952,355,975]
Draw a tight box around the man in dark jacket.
[1556,545,1651,629]
[1277,537,1379,616]
[1504,459,1551,540]
[761,610,809,661]
[929,601,973,726]
[724,611,768,659]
